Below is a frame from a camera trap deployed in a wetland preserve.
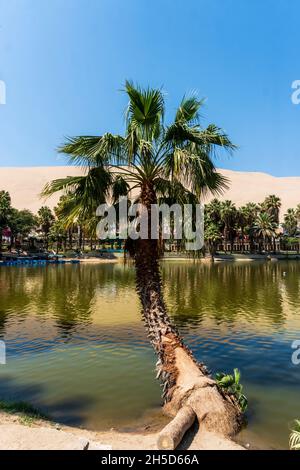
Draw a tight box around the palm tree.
[204,223,221,261]
[262,195,281,224]
[242,202,259,253]
[238,203,259,253]
[253,212,276,253]
[205,198,222,225]
[237,207,248,253]
[0,190,12,254]
[295,204,300,223]
[262,195,281,252]
[37,206,55,250]
[43,82,243,446]
[283,209,298,237]
[220,200,237,252]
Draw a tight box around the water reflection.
[0,261,299,448]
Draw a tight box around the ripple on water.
[0,261,300,447]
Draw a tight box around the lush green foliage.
[215,368,248,412]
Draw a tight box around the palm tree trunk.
[68,228,73,250]
[241,229,245,253]
[129,182,242,449]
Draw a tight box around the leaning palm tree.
[43,82,243,448]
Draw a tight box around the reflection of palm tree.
[43,82,242,440]
[163,261,285,328]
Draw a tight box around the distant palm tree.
[43,82,243,441]
[262,195,281,224]
[239,203,259,253]
[220,200,237,252]
[38,206,55,250]
[283,208,298,237]
[253,212,276,252]
[204,223,221,261]
[0,190,12,253]
[295,204,300,221]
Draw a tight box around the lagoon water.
[0,261,300,449]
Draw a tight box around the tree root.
[156,335,244,450]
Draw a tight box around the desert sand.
[0,166,299,221]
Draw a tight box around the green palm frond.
[112,176,130,203]
[44,82,237,228]
[154,177,198,206]
[175,94,205,124]
[42,167,112,222]
[125,80,165,141]
[58,134,126,166]
[164,146,229,197]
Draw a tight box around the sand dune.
[0,166,299,221]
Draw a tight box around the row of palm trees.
[204,195,300,257]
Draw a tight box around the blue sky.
[0,0,299,176]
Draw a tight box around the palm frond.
[290,420,300,450]
[42,167,112,220]
[58,134,126,166]
[125,80,165,141]
[164,146,229,197]
[112,176,130,203]
[175,94,205,124]
[154,177,198,206]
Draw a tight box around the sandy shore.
[0,410,250,450]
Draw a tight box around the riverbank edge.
[0,409,250,450]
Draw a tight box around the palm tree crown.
[42,81,235,225]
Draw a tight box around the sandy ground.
[0,410,248,450]
[0,166,299,221]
